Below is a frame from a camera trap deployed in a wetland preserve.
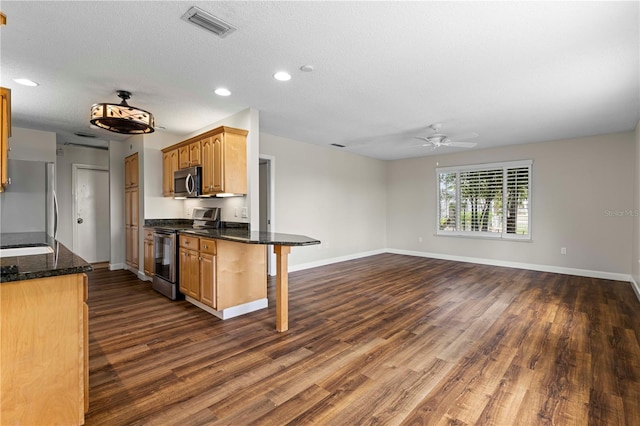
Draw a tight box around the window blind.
[436,160,532,239]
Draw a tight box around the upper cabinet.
[162,149,179,197]
[178,140,202,169]
[125,153,139,188]
[0,87,10,193]
[162,126,248,197]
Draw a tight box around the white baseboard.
[386,248,632,282]
[109,263,124,271]
[286,249,387,274]
[138,272,152,282]
[631,276,640,302]
[284,247,633,284]
[185,296,268,319]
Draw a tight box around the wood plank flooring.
[84,254,640,425]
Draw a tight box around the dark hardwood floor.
[85,254,640,425]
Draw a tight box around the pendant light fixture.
[90,90,155,134]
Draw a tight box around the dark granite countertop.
[0,232,93,283]
[179,228,321,246]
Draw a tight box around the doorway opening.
[259,155,275,275]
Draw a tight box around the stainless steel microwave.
[174,166,202,197]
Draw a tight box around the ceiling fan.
[413,124,478,149]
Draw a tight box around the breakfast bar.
[180,228,320,332]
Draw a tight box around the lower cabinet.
[178,235,266,312]
[143,228,154,277]
[0,273,89,425]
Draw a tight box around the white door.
[74,166,110,263]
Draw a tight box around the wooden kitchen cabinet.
[199,238,217,308]
[1,273,89,425]
[125,152,139,188]
[163,126,248,197]
[143,228,154,277]
[125,153,139,268]
[162,149,179,196]
[0,87,11,192]
[178,140,201,169]
[179,235,200,299]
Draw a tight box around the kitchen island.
[180,228,320,332]
[0,232,92,425]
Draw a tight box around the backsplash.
[183,197,249,223]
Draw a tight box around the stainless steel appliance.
[174,166,202,198]
[152,207,220,300]
[0,159,58,238]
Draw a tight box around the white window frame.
[436,160,532,240]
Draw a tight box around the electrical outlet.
[561,247,567,255]
[241,207,248,218]
[234,208,239,217]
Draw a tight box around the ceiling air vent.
[74,131,97,138]
[181,6,237,38]
[330,143,346,148]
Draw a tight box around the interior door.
[74,166,110,263]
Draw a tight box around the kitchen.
[1,1,639,425]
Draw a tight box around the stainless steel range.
[152,207,220,300]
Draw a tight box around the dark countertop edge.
[1,265,93,283]
[178,229,321,246]
[1,232,93,283]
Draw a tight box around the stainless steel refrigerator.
[0,159,57,238]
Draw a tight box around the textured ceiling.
[1,1,638,160]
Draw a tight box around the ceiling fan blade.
[444,141,477,148]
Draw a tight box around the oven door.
[154,231,176,283]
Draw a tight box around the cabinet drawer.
[200,238,216,255]
[179,235,199,250]
[144,228,154,241]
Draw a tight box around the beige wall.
[633,121,640,287]
[387,132,635,276]
[259,132,387,267]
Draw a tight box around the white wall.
[259,132,387,267]
[633,121,640,288]
[54,144,109,249]
[387,132,635,277]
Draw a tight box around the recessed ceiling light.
[273,71,291,81]
[13,78,39,87]
[214,87,231,96]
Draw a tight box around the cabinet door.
[200,252,216,308]
[178,145,190,169]
[125,227,132,265]
[163,150,178,197]
[125,190,131,227]
[212,133,224,192]
[131,188,139,227]
[131,226,139,268]
[0,87,10,192]
[144,240,154,276]
[200,137,214,195]
[124,153,139,188]
[187,250,200,299]
[189,141,202,166]
[179,247,189,294]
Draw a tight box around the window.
[436,160,532,240]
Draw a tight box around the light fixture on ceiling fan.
[414,123,478,149]
[90,90,155,134]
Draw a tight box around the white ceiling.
[1,1,638,160]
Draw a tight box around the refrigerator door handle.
[53,190,59,240]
